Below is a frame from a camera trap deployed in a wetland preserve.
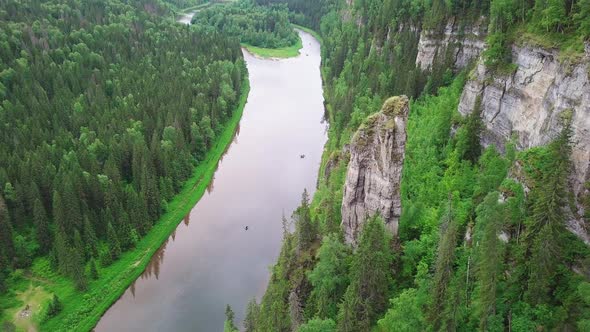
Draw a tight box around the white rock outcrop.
[416,17,487,71]
[459,44,590,243]
[341,96,409,245]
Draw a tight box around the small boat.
[300,154,305,159]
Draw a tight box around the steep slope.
[249,0,590,330]
[416,17,488,71]
[460,44,590,243]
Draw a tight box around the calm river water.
[95,18,326,332]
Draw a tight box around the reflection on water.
[177,12,196,25]
[96,30,326,332]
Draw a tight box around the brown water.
[95,29,326,331]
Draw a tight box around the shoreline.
[0,79,250,332]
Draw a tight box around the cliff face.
[459,44,590,243]
[416,17,487,71]
[341,96,409,245]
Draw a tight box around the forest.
[1,0,589,330]
[192,0,299,49]
[234,0,590,331]
[0,0,247,329]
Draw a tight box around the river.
[95,15,326,332]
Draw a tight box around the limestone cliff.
[341,96,409,245]
[416,17,487,71]
[459,44,590,243]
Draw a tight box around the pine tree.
[53,226,70,276]
[244,299,260,332]
[461,97,483,164]
[83,217,98,257]
[430,199,459,330]
[33,198,51,254]
[89,258,99,280]
[73,229,84,259]
[224,304,238,332]
[307,233,350,319]
[47,295,62,317]
[294,189,314,252]
[526,121,572,305]
[62,178,82,230]
[72,249,87,291]
[107,222,121,260]
[52,190,66,231]
[472,192,506,330]
[0,195,15,267]
[337,216,393,331]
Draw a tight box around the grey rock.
[459,45,590,243]
[416,17,487,71]
[341,96,410,245]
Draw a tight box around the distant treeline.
[192,0,299,49]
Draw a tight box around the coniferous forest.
[0,0,247,329]
[1,0,590,331]
[192,0,299,49]
[238,0,590,331]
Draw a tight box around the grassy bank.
[0,80,250,332]
[241,36,303,59]
[292,24,323,45]
[240,24,322,59]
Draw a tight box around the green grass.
[9,283,52,332]
[240,24,322,59]
[514,26,586,63]
[0,80,250,332]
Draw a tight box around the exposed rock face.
[416,17,487,71]
[341,96,409,245]
[459,44,590,243]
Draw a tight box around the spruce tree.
[462,97,483,164]
[337,216,393,331]
[430,199,458,330]
[307,233,350,319]
[224,304,238,332]
[53,226,70,276]
[294,189,314,252]
[0,195,15,267]
[33,198,51,254]
[83,217,98,257]
[107,222,122,260]
[72,249,87,291]
[244,299,260,332]
[47,295,62,317]
[89,258,99,280]
[526,121,572,305]
[472,192,506,330]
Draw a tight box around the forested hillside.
[193,0,298,49]
[0,0,247,329]
[242,0,590,331]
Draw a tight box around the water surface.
[177,12,196,25]
[96,30,326,331]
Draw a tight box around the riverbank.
[94,26,327,331]
[0,80,250,332]
[240,25,321,59]
[241,36,302,59]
